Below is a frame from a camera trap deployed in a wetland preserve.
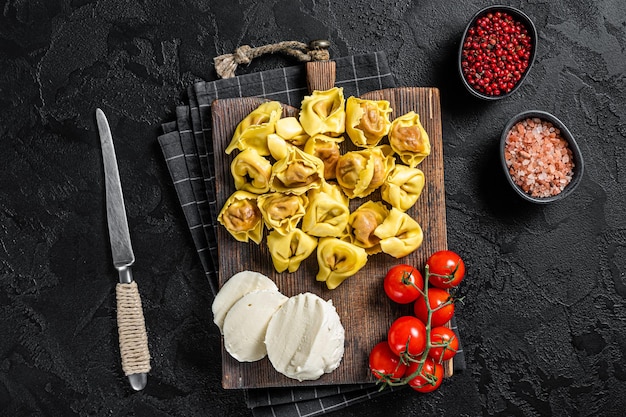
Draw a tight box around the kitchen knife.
[96,108,151,391]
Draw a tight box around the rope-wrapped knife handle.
[116,281,151,376]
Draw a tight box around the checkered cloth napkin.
[157,51,465,416]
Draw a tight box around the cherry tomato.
[368,341,407,381]
[413,288,454,327]
[387,316,427,358]
[427,326,459,363]
[426,250,465,289]
[405,357,444,393]
[384,264,424,304]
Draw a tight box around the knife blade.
[96,108,150,391]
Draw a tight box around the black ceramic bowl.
[500,110,584,204]
[458,5,538,100]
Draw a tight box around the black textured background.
[2,1,626,416]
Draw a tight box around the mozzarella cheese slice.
[265,292,345,381]
[223,289,288,362]
[212,270,278,334]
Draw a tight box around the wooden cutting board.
[212,62,448,389]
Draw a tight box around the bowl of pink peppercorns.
[458,5,537,100]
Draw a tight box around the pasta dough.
[301,181,350,238]
[225,101,282,155]
[303,134,343,180]
[335,146,395,198]
[275,116,309,146]
[230,148,272,194]
[374,207,424,258]
[316,237,368,289]
[348,201,389,255]
[299,87,346,137]
[266,228,318,273]
[267,133,291,161]
[270,146,325,195]
[388,111,431,167]
[218,191,264,244]
[381,164,425,211]
[346,96,392,147]
[257,192,308,235]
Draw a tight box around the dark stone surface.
[1,1,625,416]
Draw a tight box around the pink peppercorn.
[461,11,533,97]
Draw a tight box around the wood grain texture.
[212,87,447,389]
[305,61,336,92]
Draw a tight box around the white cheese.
[211,270,278,334]
[265,292,345,381]
[223,289,288,362]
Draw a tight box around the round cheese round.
[265,292,345,381]
[223,289,288,362]
[212,270,278,334]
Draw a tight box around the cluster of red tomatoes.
[369,250,465,393]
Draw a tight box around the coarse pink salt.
[504,117,575,198]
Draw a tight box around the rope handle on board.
[214,40,331,79]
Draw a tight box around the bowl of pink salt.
[500,110,584,203]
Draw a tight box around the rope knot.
[233,45,252,65]
[308,48,330,61]
[214,40,331,79]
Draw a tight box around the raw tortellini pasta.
[381,164,425,211]
[220,90,433,286]
[257,192,308,235]
[275,117,309,146]
[218,191,264,244]
[374,207,424,258]
[348,201,389,255]
[299,87,346,137]
[225,101,282,156]
[388,111,431,167]
[267,229,318,273]
[316,238,368,290]
[303,134,343,180]
[231,148,272,194]
[346,97,392,147]
[270,146,325,195]
[301,182,350,238]
[335,146,395,198]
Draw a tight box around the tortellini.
[275,117,309,146]
[348,201,389,255]
[299,87,346,137]
[257,192,308,235]
[346,97,392,147]
[301,182,350,238]
[381,165,425,211]
[316,238,368,290]
[231,148,272,194]
[303,134,343,180]
[336,146,395,198]
[225,101,282,155]
[267,229,317,273]
[270,146,325,195]
[218,191,264,244]
[220,90,434,286]
[388,111,431,167]
[374,207,424,258]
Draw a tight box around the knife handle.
[116,281,151,383]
